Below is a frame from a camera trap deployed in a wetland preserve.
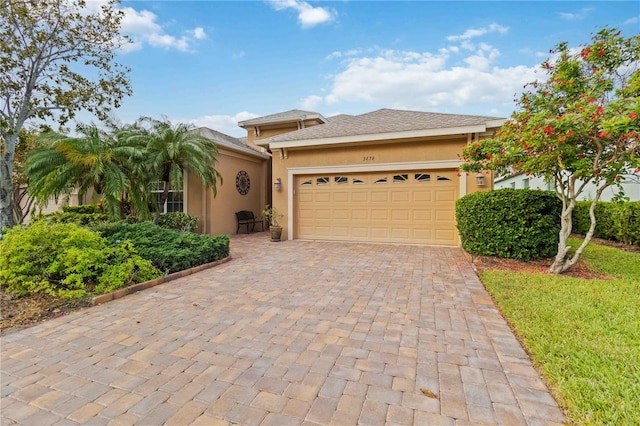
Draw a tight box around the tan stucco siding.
[187,148,268,236]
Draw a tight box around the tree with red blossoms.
[460,28,640,274]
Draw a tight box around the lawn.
[479,238,640,425]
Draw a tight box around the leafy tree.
[460,28,640,274]
[122,117,223,222]
[25,122,144,219]
[0,0,131,229]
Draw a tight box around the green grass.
[480,238,640,425]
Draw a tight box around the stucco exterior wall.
[187,148,269,236]
[270,135,492,240]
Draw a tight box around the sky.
[90,0,639,137]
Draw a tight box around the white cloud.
[119,6,207,53]
[558,7,594,20]
[232,51,246,60]
[185,112,259,137]
[447,23,509,42]
[301,95,323,110]
[303,46,540,116]
[623,16,639,25]
[268,0,336,28]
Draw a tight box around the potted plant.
[262,205,284,242]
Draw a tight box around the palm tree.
[25,122,144,219]
[124,117,222,221]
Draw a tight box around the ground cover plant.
[477,238,640,425]
[99,221,230,273]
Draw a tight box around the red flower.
[629,111,638,120]
[567,130,574,137]
[599,131,609,138]
[597,49,606,56]
[543,125,555,135]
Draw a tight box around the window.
[300,179,312,186]
[437,176,452,182]
[353,178,365,184]
[415,173,431,182]
[317,177,330,185]
[152,180,184,214]
[334,176,348,184]
[374,177,388,184]
[393,174,408,183]
[523,178,530,189]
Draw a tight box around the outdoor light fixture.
[476,172,486,186]
[274,177,282,191]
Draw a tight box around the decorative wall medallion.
[235,170,250,195]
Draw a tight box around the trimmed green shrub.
[0,221,161,299]
[573,201,640,246]
[62,204,102,214]
[157,212,198,233]
[456,189,562,260]
[99,221,230,273]
[41,204,111,228]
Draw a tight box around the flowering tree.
[460,28,640,274]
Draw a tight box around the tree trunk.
[549,186,606,274]
[0,152,15,229]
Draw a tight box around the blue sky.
[95,1,638,137]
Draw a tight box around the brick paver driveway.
[1,234,566,425]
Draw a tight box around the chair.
[235,210,264,234]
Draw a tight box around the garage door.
[295,170,459,245]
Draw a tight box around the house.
[494,173,640,201]
[185,127,271,235]
[238,108,505,246]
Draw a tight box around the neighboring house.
[494,173,640,201]
[239,108,505,246]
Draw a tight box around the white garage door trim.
[286,160,466,241]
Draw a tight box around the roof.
[237,109,328,128]
[269,109,505,144]
[195,127,270,159]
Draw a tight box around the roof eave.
[238,113,328,129]
[269,124,490,150]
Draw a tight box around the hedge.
[572,201,640,246]
[98,221,230,273]
[456,189,562,260]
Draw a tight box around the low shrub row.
[572,201,640,246]
[0,221,161,299]
[98,221,229,274]
[0,211,230,300]
[456,189,562,260]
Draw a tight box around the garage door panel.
[391,191,410,202]
[413,191,432,202]
[370,192,389,202]
[371,209,389,220]
[351,192,368,202]
[391,210,410,221]
[351,209,368,220]
[295,170,459,245]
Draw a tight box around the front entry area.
[294,169,459,245]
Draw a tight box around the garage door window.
[335,176,348,184]
[393,174,408,183]
[415,173,431,182]
[374,177,388,184]
[317,177,330,185]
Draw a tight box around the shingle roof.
[237,109,327,127]
[195,127,269,159]
[269,109,505,142]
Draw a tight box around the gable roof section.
[237,109,328,128]
[267,109,506,148]
[196,127,270,159]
